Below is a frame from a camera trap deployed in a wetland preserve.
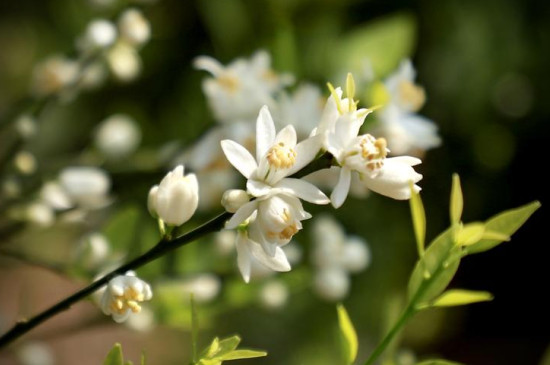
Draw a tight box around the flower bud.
[148,165,199,226]
[118,8,151,47]
[221,189,249,213]
[85,19,117,48]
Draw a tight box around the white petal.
[220,139,258,178]
[193,56,224,76]
[246,179,271,198]
[226,200,258,229]
[286,134,322,176]
[249,241,291,272]
[361,157,422,200]
[275,178,330,205]
[388,156,422,166]
[274,125,297,147]
[256,106,276,161]
[331,167,351,208]
[236,233,252,283]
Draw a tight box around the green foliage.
[191,294,199,363]
[424,289,493,308]
[407,228,461,305]
[103,343,142,365]
[449,174,463,225]
[336,13,417,78]
[466,201,541,254]
[337,304,358,365]
[409,182,426,257]
[195,335,267,365]
[416,360,463,365]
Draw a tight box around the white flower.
[16,341,55,365]
[100,272,152,323]
[275,83,323,139]
[373,59,441,155]
[221,105,327,202]
[148,165,199,226]
[314,268,350,301]
[107,42,142,82]
[59,167,111,209]
[194,51,292,124]
[235,216,292,283]
[118,8,151,47]
[260,280,289,309]
[95,114,141,158]
[83,19,117,49]
[30,56,79,97]
[76,233,110,269]
[15,114,37,139]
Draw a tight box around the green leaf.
[455,222,485,246]
[409,182,426,257]
[467,201,540,254]
[336,13,417,78]
[429,289,493,307]
[204,337,221,358]
[450,174,463,225]
[337,304,358,364]
[219,349,268,360]
[416,359,463,365]
[408,229,462,305]
[103,343,124,365]
[216,336,242,355]
[141,352,146,365]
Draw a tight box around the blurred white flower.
[148,165,199,226]
[215,230,237,255]
[95,114,141,158]
[59,166,111,209]
[79,62,108,90]
[373,59,441,155]
[125,306,155,332]
[194,51,292,123]
[311,215,371,301]
[100,272,152,323]
[76,232,110,269]
[83,19,117,49]
[15,114,37,139]
[275,83,323,139]
[260,280,289,309]
[16,341,54,365]
[179,274,221,303]
[40,181,72,210]
[14,151,36,175]
[118,8,151,47]
[107,41,142,82]
[30,55,79,96]
[25,203,55,227]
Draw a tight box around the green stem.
[0,211,231,348]
[363,303,417,365]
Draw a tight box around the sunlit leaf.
[450,174,463,225]
[455,222,485,246]
[409,182,426,257]
[416,359,463,365]
[428,289,493,308]
[103,343,123,365]
[467,201,540,254]
[337,304,358,364]
[336,13,417,77]
[217,336,242,355]
[408,229,461,304]
[219,349,268,360]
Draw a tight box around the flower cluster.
[217,72,422,281]
[100,272,153,323]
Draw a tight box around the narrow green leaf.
[408,229,462,304]
[219,349,268,360]
[455,223,485,246]
[409,182,426,257]
[450,174,463,225]
[467,201,540,254]
[205,338,220,359]
[416,359,463,365]
[430,289,493,307]
[103,343,124,365]
[191,294,199,362]
[337,304,358,364]
[216,336,241,356]
[141,352,146,365]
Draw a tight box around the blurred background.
[0,0,548,364]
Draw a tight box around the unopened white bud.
[95,114,141,158]
[221,189,249,213]
[59,167,111,209]
[118,8,151,46]
[313,268,350,301]
[86,19,117,48]
[107,42,141,82]
[26,203,55,227]
[14,151,36,175]
[148,165,199,226]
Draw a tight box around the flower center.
[268,223,299,241]
[109,286,145,315]
[360,135,388,172]
[266,142,297,169]
[398,80,425,112]
[217,73,240,93]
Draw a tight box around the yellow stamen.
[266,142,297,169]
[399,80,426,112]
[217,74,240,93]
